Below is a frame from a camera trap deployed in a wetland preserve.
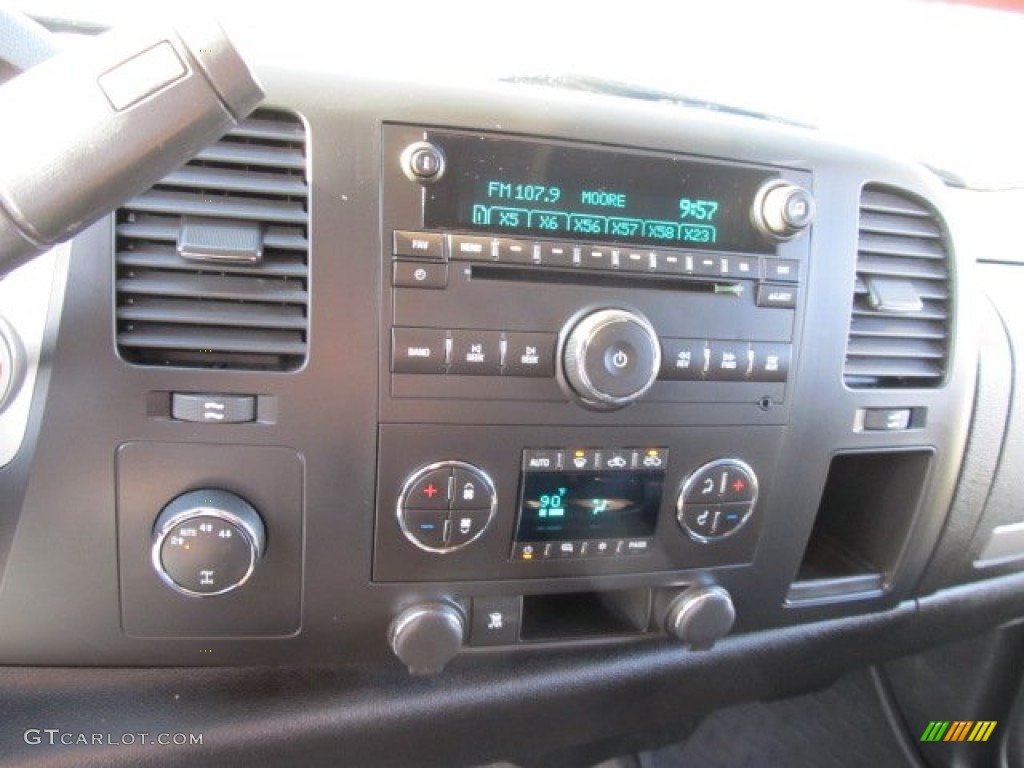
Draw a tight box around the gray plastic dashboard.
[0,63,1019,677]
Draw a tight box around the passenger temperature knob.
[562,308,661,409]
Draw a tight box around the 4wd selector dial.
[152,489,266,597]
[562,308,661,408]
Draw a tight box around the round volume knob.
[664,585,735,650]
[562,308,661,409]
[152,489,266,597]
[752,181,815,240]
[400,141,446,183]
[388,602,465,676]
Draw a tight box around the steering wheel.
[0,10,60,84]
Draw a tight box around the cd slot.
[470,263,739,295]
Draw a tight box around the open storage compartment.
[520,589,651,642]
[788,450,933,604]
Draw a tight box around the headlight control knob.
[752,181,815,240]
[151,489,266,597]
[664,585,735,650]
[562,308,661,409]
[388,602,465,676]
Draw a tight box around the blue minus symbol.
[725,514,740,522]
[419,523,437,530]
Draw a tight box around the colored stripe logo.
[920,721,997,742]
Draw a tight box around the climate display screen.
[424,131,776,253]
[515,471,664,542]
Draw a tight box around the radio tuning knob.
[388,602,465,676]
[663,585,735,650]
[562,308,661,409]
[752,181,815,240]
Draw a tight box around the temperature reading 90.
[679,198,720,222]
[487,180,562,204]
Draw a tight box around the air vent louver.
[116,109,308,370]
[843,185,951,388]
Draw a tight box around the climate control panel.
[397,461,497,553]
[374,425,779,584]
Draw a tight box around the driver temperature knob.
[388,602,465,676]
[562,308,661,409]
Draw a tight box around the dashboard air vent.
[115,109,309,371]
[843,185,951,388]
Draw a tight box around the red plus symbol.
[731,479,746,493]
[423,484,439,498]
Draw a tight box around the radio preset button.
[580,246,614,270]
[393,260,448,289]
[504,332,556,377]
[495,238,534,264]
[393,230,445,259]
[537,242,576,267]
[620,249,650,272]
[694,255,720,277]
[450,330,502,375]
[392,328,448,374]
[734,256,760,279]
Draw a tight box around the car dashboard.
[1,45,1024,767]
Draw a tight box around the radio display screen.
[515,471,664,542]
[423,131,776,253]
